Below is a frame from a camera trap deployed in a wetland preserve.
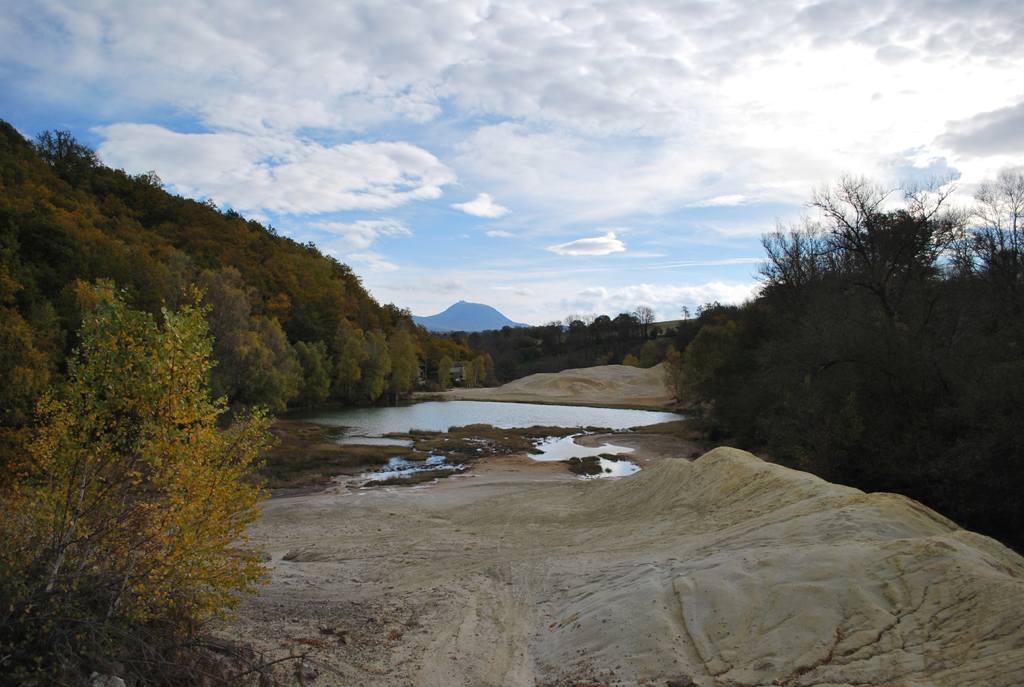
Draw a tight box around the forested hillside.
[0,122,492,469]
[665,175,1024,551]
[466,305,689,381]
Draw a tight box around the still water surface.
[363,454,467,481]
[529,435,641,477]
[287,400,680,437]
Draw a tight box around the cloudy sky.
[3,0,1022,324]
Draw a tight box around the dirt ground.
[219,446,1024,687]
[219,367,1024,686]
[424,363,675,409]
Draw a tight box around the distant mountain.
[413,301,530,332]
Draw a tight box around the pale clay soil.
[422,363,676,408]
[219,366,1024,687]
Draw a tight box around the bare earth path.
[221,448,1024,686]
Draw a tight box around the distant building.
[449,361,467,381]
[416,361,466,384]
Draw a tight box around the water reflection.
[362,454,465,481]
[287,400,680,438]
[529,435,641,478]
[335,437,414,447]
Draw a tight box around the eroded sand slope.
[440,363,674,408]
[225,448,1024,686]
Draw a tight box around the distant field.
[653,319,684,333]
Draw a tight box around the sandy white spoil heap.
[226,447,1024,686]
[442,362,676,408]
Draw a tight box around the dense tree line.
[668,174,1024,551]
[0,121,492,471]
[465,306,684,382]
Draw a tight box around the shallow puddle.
[362,454,465,481]
[529,435,640,478]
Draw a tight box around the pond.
[287,400,680,481]
[286,400,681,438]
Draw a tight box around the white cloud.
[564,282,758,321]
[578,286,609,299]
[7,0,1017,227]
[936,101,1024,158]
[689,194,751,208]
[311,219,411,252]
[486,230,514,237]
[548,232,626,256]
[438,280,467,291]
[346,252,399,272]
[492,286,535,296]
[7,0,1024,315]
[96,124,456,215]
[452,192,509,217]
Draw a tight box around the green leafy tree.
[466,355,486,387]
[244,317,303,411]
[482,352,498,386]
[387,328,419,394]
[358,330,391,401]
[622,354,639,367]
[199,268,301,410]
[437,354,453,390]
[333,319,368,401]
[0,287,51,430]
[679,320,737,438]
[294,340,331,405]
[639,340,662,368]
[0,285,270,684]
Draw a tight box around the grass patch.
[564,456,605,476]
[259,420,413,488]
[623,419,697,435]
[409,424,566,459]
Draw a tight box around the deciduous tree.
[437,354,453,389]
[294,340,331,405]
[633,305,655,338]
[0,284,270,684]
[387,329,419,394]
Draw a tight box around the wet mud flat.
[260,417,698,494]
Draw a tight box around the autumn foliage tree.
[0,285,270,684]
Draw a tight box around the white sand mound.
[227,448,1024,686]
[532,448,1024,685]
[444,362,675,408]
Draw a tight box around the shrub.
[0,285,270,684]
